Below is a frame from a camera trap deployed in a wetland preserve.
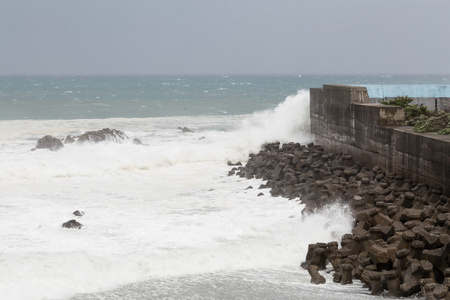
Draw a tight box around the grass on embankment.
[380,96,450,135]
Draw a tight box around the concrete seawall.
[310,84,450,196]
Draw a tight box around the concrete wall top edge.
[323,84,367,91]
[352,102,402,108]
[393,126,450,143]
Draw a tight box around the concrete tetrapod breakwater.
[229,141,450,298]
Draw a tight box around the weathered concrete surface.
[310,84,450,196]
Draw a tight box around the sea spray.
[295,203,354,255]
[0,90,311,181]
[0,91,354,300]
[233,90,312,156]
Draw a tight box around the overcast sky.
[1,0,449,75]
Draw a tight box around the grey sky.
[1,0,449,75]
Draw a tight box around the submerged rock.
[177,126,194,133]
[132,138,143,145]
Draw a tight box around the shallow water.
[71,269,375,300]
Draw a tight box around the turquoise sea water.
[1,74,449,120]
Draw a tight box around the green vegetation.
[380,95,429,121]
[413,110,450,133]
[380,95,415,108]
[438,127,450,135]
[380,96,450,135]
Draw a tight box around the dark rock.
[400,208,424,222]
[36,135,64,151]
[301,243,328,270]
[76,128,128,144]
[384,270,402,297]
[307,265,326,284]
[433,284,448,299]
[368,241,396,265]
[333,271,342,283]
[62,219,82,229]
[422,282,439,299]
[340,263,353,285]
[367,271,384,295]
[422,245,448,273]
[73,210,84,217]
[400,259,422,296]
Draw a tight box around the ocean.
[0,74,448,300]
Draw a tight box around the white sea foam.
[235,89,311,155]
[0,91,354,300]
